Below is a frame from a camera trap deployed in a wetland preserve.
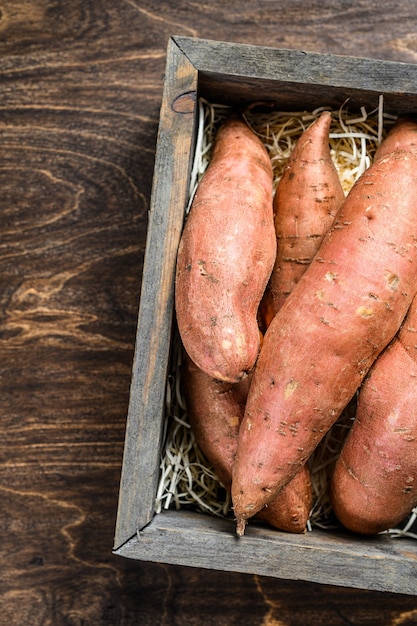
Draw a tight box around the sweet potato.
[261,111,345,327]
[231,148,417,535]
[183,352,312,532]
[175,113,276,383]
[182,352,251,489]
[256,115,342,524]
[374,116,417,160]
[255,463,312,533]
[330,295,417,535]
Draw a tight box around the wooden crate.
[113,36,417,595]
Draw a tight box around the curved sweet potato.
[175,113,276,383]
[183,353,312,532]
[260,111,345,328]
[330,295,417,535]
[182,353,251,489]
[231,149,417,535]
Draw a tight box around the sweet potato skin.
[182,353,312,532]
[175,114,276,383]
[182,353,251,489]
[256,113,340,524]
[330,296,417,535]
[374,116,417,160]
[254,463,312,533]
[231,150,417,533]
[261,111,345,327]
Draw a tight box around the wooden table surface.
[2,2,417,624]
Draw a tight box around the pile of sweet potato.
[175,108,417,537]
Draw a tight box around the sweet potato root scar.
[345,461,360,482]
[212,369,241,382]
[197,260,219,283]
[228,415,240,428]
[222,339,233,350]
[356,306,374,318]
[385,271,400,291]
[284,379,299,398]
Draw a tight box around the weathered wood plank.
[116,509,417,596]
[114,38,198,549]
[176,36,417,114]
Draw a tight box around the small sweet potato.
[231,148,417,535]
[261,111,345,327]
[175,113,276,383]
[330,295,417,535]
[183,352,312,532]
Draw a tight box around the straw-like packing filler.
[155,97,417,539]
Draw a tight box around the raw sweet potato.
[175,113,276,383]
[182,352,312,532]
[374,116,417,161]
[255,463,312,533]
[231,148,417,535]
[182,352,251,489]
[261,111,345,327]
[330,295,417,535]
[256,115,342,524]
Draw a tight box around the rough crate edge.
[113,509,417,596]
[113,37,198,550]
[174,35,417,115]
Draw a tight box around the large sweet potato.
[183,353,312,533]
[175,113,276,383]
[330,295,417,535]
[261,111,345,328]
[231,148,417,535]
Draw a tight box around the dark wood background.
[2,2,417,624]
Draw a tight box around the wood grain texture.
[115,38,198,547]
[1,1,417,624]
[116,509,417,595]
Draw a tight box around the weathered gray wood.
[176,36,417,114]
[113,39,198,549]
[115,509,417,596]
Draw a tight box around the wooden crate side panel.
[114,39,198,550]
[175,36,417,115]
[200,74,417,117]
[115,509,417,596]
